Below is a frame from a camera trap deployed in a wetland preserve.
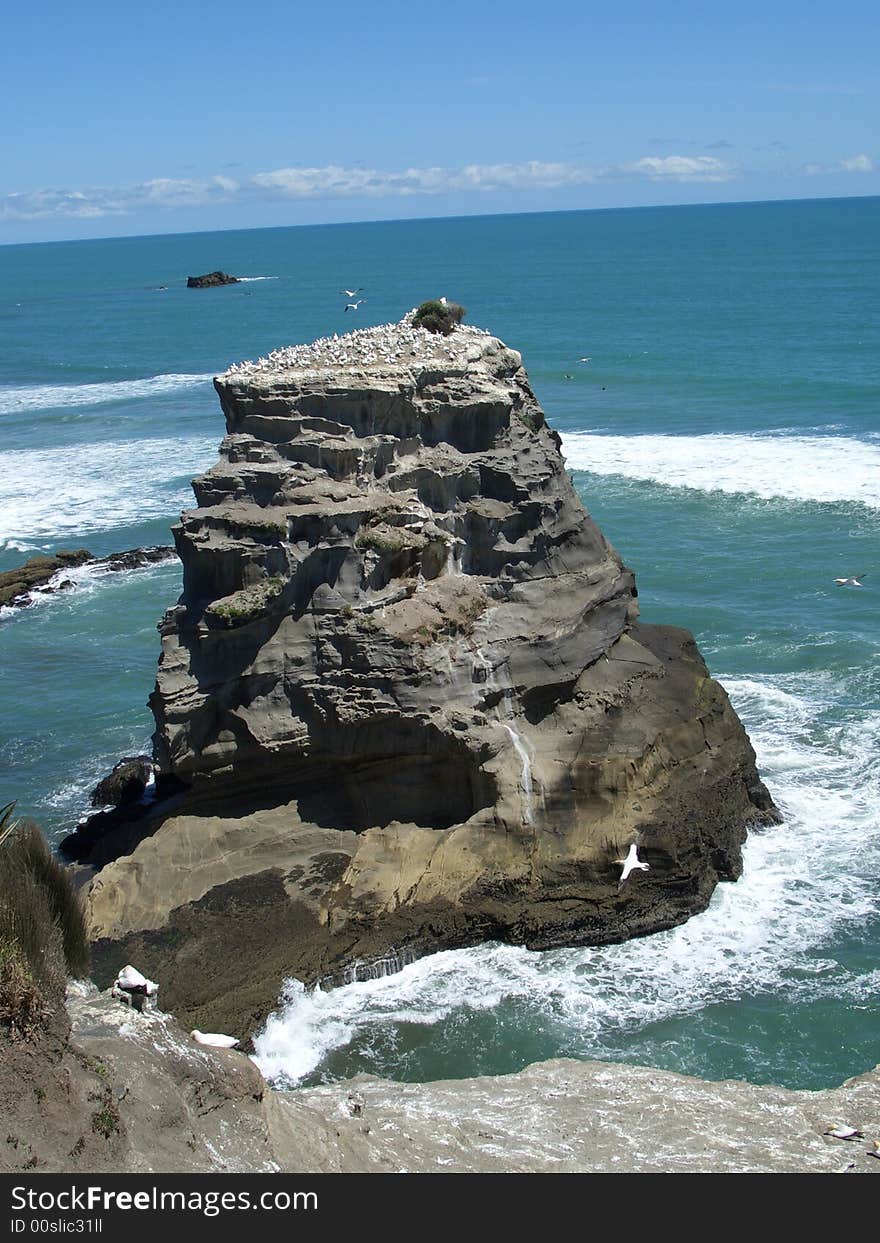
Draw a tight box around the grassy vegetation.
[355,526,423,554]
[89,1088,122,1139]
[412,299,467,336]
[221,511,288,540]
[207,575,286,625]
[0,804,89,1040]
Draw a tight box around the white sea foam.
[0,538,47,555]
[253,669,880,1086]
[560,431,880,508]
[0,436,218,542]
[236,276,278,283]
[0,373,214,416]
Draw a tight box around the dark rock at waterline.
[60,770,187,866]
[91,756,152,809]
[0,546,176,611]
[186,271,240,288]
[0,549,93,606]
[84,317,779,1035]
[100,546,176,573]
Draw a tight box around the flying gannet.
[616,843,649,886]
[344,299,366,312]
[834,573,866,587]
[340,288,364,298]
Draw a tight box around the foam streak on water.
[0,373,215,416]
[253,669,880,1087]
[560,431,880,508]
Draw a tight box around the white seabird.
[616,843,649,885]
[824,1124,864,1140]
[344,299,366,312]
[191,1029,241,1049]
[115,964,158,996]
[834,573,866,587]
[340,288,363,298]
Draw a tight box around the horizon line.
[1,189,877,250]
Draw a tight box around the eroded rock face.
[87,316,777,1033]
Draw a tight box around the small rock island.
[186,270,240,288]
[82,312,778,1035]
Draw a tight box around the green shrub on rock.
[0,808,89,1038]
[206,575,286,626]
[412,299,467,336]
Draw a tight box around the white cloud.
[0,175,239,221]
[840,153,873,173]
[803,154,874,176]
[0,154,739,224]
[627,156,734,182]
[252,160,599,199]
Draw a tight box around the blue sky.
[2,0,878,242]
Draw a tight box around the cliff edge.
[84,314,777,1034]
[3,985,877,1174]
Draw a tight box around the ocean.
[1,197,877,1091]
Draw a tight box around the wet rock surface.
[83,316,777,1034]
[2,985,877,1174]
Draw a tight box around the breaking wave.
[560,431,880,509]
[0,435,218,542]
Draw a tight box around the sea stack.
[85,313,778,1034]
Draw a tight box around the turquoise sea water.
[1,197,878,1091]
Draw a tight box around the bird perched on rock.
[115,964,158,996]
[824,1124,864,1140]
[616,843,649,887]
[191,1029,241,1049]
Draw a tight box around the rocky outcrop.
[90,756,153,809]
[0,549,92,606]
[0,546,175,611]
[186,271,240,288]
[84,315,777,1034]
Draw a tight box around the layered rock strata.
[86,315,777,1033]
